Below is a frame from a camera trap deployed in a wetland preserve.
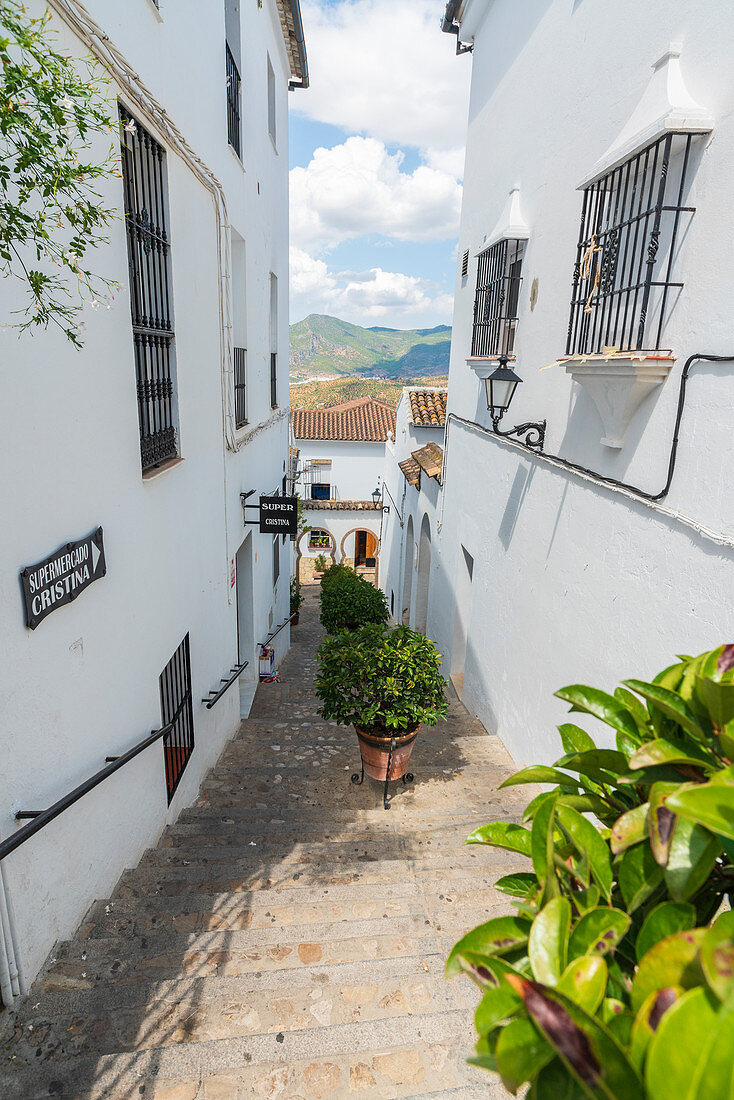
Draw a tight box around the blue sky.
[288,0,470,331]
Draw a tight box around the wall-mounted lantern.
[372,485,391,513]
[484,356,546,450]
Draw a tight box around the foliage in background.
[289,576,302,614]
[316,622,448,734]
[319,569,388,633]
[447,644,734,1099]
[313,552,328,573]
[0,0,118,345]
[290,374,448,410]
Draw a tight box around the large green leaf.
[645,986,734,1100]
[556,749,629,778]
[666,779,734,841]
[531,1059,587,1100]
[700,911,734,1002]
[696,676,734,729]
[558,793,614,818]
[529,898,571,985]
[506,974,645,1100]
[532,794,560,901]
[556,956,608,1014]
[636,902,696,961]
[453,950,526,990]
[475,985,522,1034]
[559,723,597,754]
[628,987,681,1070]
[623,679,709,741]
[496,1017,555,1094]
[494,872,539,899]
[630,928,706,1011]
[445,917,532,976]
[630,738,715,772]
[618,841,664,912]
[610,803,649,854]
[571,886,600,916]
[648,782,679,866]
[613,687,651,734]
[663,817,720,902]
[568,908,630,961]
[500,765,575,789]
[555,685,641,742]
[465,821,533,855]
[556,804,613,902]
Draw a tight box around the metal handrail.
[202,660,248,709]
[258,612,297,648]
[0,720,175,863]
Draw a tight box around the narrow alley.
[3,588,526,1099]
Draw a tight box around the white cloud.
[290,247,453,328]
[290,136,462,253]
[297,0,470,168]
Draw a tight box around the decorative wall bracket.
[492,417,546,450]
[564,353,675,447]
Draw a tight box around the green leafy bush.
[316,623,448,733]
[290,576,302,614]
[447,644,734,1099]
[319,572,388,633]
[313,553,328,573]
[320,561,358,587]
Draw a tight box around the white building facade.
[0,0,307,999]
[383,0,734,767]
[292,398,394,584]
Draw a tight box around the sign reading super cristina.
[20,527,106,630]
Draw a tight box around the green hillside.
[290,375,448,409]
[289,314,451,383]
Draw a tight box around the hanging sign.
[20,527,106,630]
[259,496,298,535]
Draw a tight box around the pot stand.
[351,735,415,810]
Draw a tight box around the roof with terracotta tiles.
[408,389,448,427]
[291,397,396,442]
[303,500,381,511]
[399,456,421,487]
[412,442,444,484]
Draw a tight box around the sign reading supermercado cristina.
[259,496,297,535]
[21,527,106,630]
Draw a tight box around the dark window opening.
[270,352,278,408]
[471,238,525,358]
[119,105,177,472]
[272,535,280,588]
[159,633,194,804]
[234,346,247,428]
[566,132,696,356]
[355,530,377,569]
[226,42,242,156]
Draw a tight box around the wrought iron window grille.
[566,132,696,357]
[270,351,278,408]
[159,633,194,803]
[471,238,525,358]
[234,346,247,428]
[461,249,469,279]
[119,105,178,473]
[226,42,242,156]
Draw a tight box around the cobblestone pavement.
[2,588,527,1099]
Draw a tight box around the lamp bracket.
[491,416,546,450]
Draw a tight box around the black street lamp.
[371,486,382,507]
[485,356,546,450]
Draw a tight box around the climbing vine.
[0,0,119,346]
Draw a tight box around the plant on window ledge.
[0,1,119,346]
[446,643,734,1099]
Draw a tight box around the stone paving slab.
[2,587,522,1100]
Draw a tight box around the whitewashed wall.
[0,0,294,989]
[423,0,734,765]
[296,438,386,502]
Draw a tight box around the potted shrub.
[320,561,358,587]
[313,552,328,579]
[316,623,448,782]
[446,643,734,1099]
[320,573,389,632]
[289,576,302,625]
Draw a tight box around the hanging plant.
[0,1,120,346]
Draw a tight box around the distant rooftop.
[408,389,448,428]
[292,397,396,442]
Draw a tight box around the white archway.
[415,513,431,635]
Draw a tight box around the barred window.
[234,346,247,428]
[119,106,178,472]
[566,132,696,356]
[471,239,525,358]
[461,249,469,279]
[226,43,242,156]
[159,633,194,804]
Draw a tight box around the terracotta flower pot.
[291,612,300,626]
[354,724,420,781]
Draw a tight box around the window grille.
[272,535,280,588]
[226,43,241,156]
[234,346,247,428]
[270,352,278,408]
[566,132,695,356]
[309,529,331,550]
[461,249,469,279]
[471,239,525,357]
[119,105,177,472]
[159,633,194,804]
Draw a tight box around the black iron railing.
[202,659,248,709]
[258,613,297,649]
[471,238,525,358]
[234,346,247,428]
[159,634,194,804]
[270,351,278,408]
[119,105,178,472]
[567,132,695,356]
[226,43,241,156]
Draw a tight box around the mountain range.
[289,314,451,383]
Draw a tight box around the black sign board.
[21,527,106,630]
[259,496,298,535]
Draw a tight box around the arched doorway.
[340,527,379,586]
[415,513,431,635]
[402,515,414,625]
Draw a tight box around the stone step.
[180,801,519,825]
[3,1011,485,1099]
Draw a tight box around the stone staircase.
[1,588,527,1099]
